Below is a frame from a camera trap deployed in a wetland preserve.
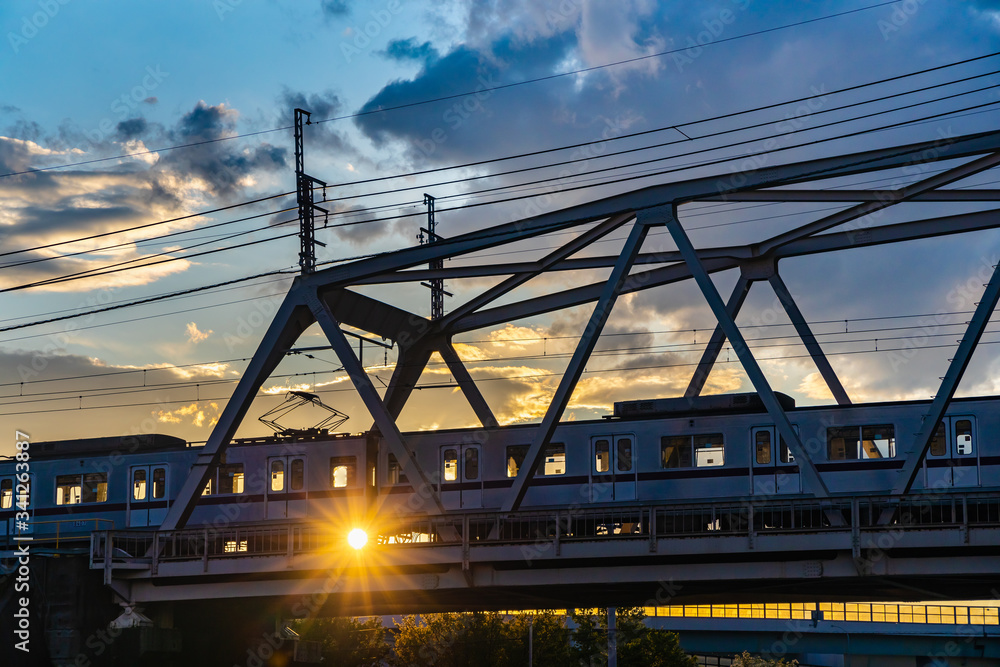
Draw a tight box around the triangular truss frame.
[160,129,1000,530]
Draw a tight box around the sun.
[347,528,368,550]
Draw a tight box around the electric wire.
[0,0,908,180]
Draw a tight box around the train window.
[56,473,107,505]
[152,467,166,499]
[270,460,285,492]
[617,438,633,472]
[133,469,147,501]
[506,446,527,478]
[331,456,356,488]
[755,431,772,464]
[443,449,459,482]
[387,454,408,485]
[861,425,895,459]
[694,434,725,467]
[595,439,610,473]
[543,443,565,476]
[827,425,895,460]
[827,427,858,460]
[290,459,305,491]
[82,474,108,503]
[1,478,11,509]
[779,436,794,463]
[930,423,947,456]
[955,420,974,455]
[218,464,244,494]
[464,448,480,480]
[56,475,81,505]
[661,436,692,469]
[660,434,725,468]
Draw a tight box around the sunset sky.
[3,0,1000,455]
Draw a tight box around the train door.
[267,456,308,520]
[925,416,979,488]
[590,434,637,502]
[749,427,800,496]
[440,445,482,510]
[128,464,168,527]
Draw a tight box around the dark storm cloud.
[162,101,288,198]
[116,117,148,139]
[277,88,356,156]
[355,34,584,165]
[320,0,349,19]
[381,38,438,63]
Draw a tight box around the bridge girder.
[160,128,1000,529]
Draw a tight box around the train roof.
[612,392,795,419]
[26,433,189,460]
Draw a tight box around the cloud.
[381,38,438,63]
[155,402,220,428]
[320,0,349,19]
[163,101,288,198]
[185,322,213,344]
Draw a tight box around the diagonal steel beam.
[890,258,1000,496]
[698,189,1000,203]
[664,206,831,498]
[768,271,851,406]
[438,213,635,329]
[305,290,446,515]
[160,289,316,531]
[313,131,1000,289]
[685,274,753,398]
[501,218,651,513]
[760,151,1000,255]
[380,344,434,421]
[454,208,1000,332]
[439,340,499,429]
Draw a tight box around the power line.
[5,335,989,417]
[7,54,994,270]
[0,269,294,333]
[0,190,293,259]
[1,309,981,404]
[5,82,997,310]
[0,0,906,181]
[312,0,905,127]
[322,53,1000,192]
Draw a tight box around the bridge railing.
[89,490,1000,573]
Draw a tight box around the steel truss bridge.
[92,128,1000,613]
[93,490,1000,612]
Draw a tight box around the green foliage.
[392,611,570,667]
[570,607,697,667]
[731,651,799,667]
[298,608,699,667]
[292,616,390,667]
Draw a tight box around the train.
[2,391,997,547]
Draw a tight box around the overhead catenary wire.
[1,87,996,308]
[5,54,995,270]
[2,335,995,417]
[0,0,911,181]
[0,308,985,405]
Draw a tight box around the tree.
[392,611,575,667]
[731,651,799,666]
[570,608,697,667]
[293,616,389,666]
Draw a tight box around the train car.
[2,392,997,547]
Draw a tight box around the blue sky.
[2,0,1000,450]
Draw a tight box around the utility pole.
[418,193,450,319]
[294,108,328,274]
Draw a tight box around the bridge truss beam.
[165,128,1000,527]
